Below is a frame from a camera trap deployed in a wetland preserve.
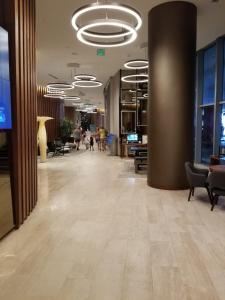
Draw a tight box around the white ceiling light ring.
[71,3,142,34]
[77,20,137,48]
[74,74,96,81]
[121,74,149,83]
[143,93,148,98]
[44,94,65,99]
[63,96,81,101]
[72,80,103,88]
[47,88,65,95]
[47,83,74,90]
[124,59,149,70]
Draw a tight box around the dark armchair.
[208,172,225,211]
[185,162,210,202]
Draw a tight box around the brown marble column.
[148,1,197,189]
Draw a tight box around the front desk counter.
[120,143,147,158]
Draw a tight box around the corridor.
[0,150,225,300]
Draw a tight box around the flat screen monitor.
[0,26,12,129]
[127,134,138,142]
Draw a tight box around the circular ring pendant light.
[64,96,81,101]
[77,20,137,48]
[71,3,142,48]
[121,74,149,83]
[73,80,103,88]
[47,83,74,90]
[143,93,148,98]
[44,94,65,99]
[124,59,149,70]
[74,74,96,81]
[47,88,65,95]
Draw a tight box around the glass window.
[201,106,214,164]
[203,46,216,105]
[223,40,225,100]
[220,104,225,148]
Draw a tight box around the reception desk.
[120,143,147,158]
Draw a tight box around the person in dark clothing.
[90,136,94,151]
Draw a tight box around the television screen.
[0,26,12,129]
[127,134,138,142]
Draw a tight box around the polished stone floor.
[0,149,225,300]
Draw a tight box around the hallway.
[0,150,225,300]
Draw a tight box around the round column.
[148,1,197,189]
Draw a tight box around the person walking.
[95,128,100,150]
[73,127,81,150]
[90,136,94,151]
[99,127,106,151]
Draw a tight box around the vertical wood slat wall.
[64,107,75,123]
[0,0,37,227]
[37,86,61,142]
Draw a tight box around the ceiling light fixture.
[44,94,65,99]
[71,3,142,48]
[47,88,65,95]
[121,74,149,83]
[64,96,81,101]
[77,20,137,48]
[74,74,96,81]
[46,83,74,90]
[143,93,148,98]
[72,80,103,88]
[124,59,149,70]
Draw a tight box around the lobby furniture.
[185,162,210,202]
[121,143,147,158]
[208,172,225,211]
[37,116,53,162]
[134,153,148,173]
[209,165,225,173]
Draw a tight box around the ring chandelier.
[121,74,149,83]
[46,83,74,90]
[73,80,102,88]
[47,88,65,95]
[63,96,81,101]
[44,93,65,99]
[74,74,96,81]
[143,93,148,98]
[124,59,149,70]
[71,3,142,47]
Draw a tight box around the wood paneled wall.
[0,0,37,227]
[64,107,75,124]
[37,86,61,142]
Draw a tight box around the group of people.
[73,126,107,151]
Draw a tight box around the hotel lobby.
[0,0,225,299]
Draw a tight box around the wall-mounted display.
[0,27,12,130]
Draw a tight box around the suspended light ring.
[47,88,65,95]
[77,20,137,48]
[143,93,148,98]
[74,74,96,81]
[71,3,142,38]
[121,74,149,83]
[44,94,65,99]
[46,83,74,90]
[64,96,81,101]
[72,80,103,88]
[124,59,149,70]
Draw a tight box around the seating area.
[185,161,225,211]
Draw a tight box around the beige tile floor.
[0,149,225,300]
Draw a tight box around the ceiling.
[36,0,225,107]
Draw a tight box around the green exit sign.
[97,49,105,56]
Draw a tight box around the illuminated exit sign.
[97,49,105,56]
